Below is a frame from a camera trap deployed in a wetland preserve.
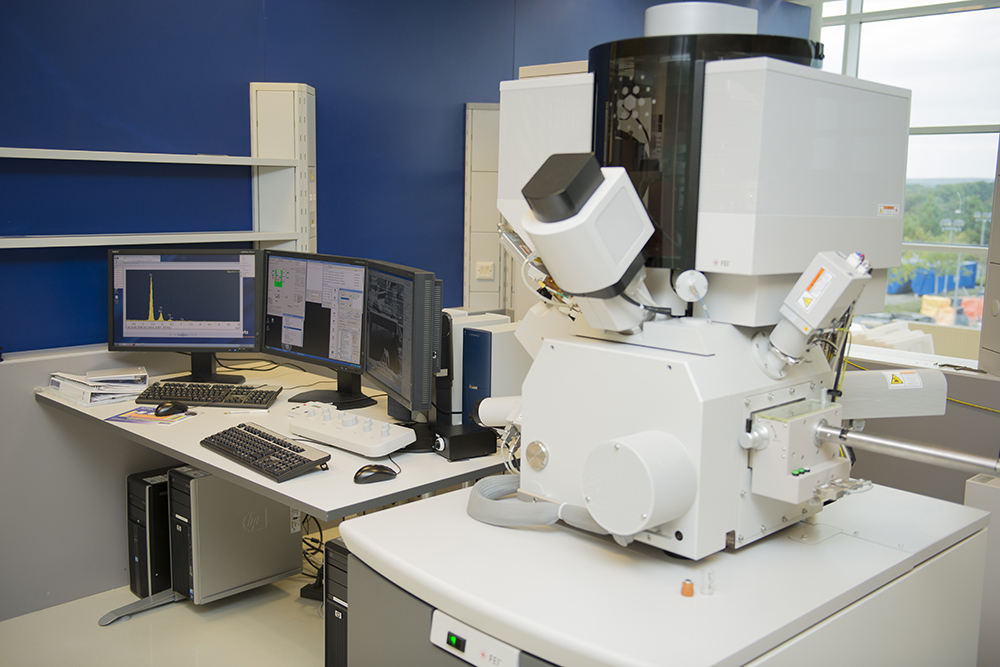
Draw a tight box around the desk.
[35,366,504,522]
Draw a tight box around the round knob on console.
[738,425,770,451]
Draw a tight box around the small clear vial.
[701,569,715,596]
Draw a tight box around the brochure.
[105,406,196,425]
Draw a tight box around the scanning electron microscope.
[467,33,994,562]
[339,4,993,666]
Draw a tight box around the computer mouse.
[353,464,397,484]
[154,401,189,417]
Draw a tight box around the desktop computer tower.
[325,537,350,667]
[436,310,510,426]
[462,321,532,425]
[127,466,179,599]
[168,465,302,605]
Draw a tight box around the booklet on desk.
[106,405,194,425]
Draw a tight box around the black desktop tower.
[126,466,178,599]
[325,537,350,667]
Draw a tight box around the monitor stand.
[170,352,245,384]
[288,370,376,408]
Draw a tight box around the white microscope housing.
[482,51,938,561]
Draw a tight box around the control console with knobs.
[287,402,416,457]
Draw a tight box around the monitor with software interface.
[107,248,261,383]
[262,250,374,407]
[363,260,442,421]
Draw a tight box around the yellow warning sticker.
[884,370,923,389]
[798,269,833,313]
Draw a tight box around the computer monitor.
[363,260,442,421]
[108,248,261,383]
[261,250,374,407]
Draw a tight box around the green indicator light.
[446,632,466,653]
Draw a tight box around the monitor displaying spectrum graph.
[107,248,261,383]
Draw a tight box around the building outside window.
[818,0,1000,359]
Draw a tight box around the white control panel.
[287,401,415,457]
[430,610,520,666]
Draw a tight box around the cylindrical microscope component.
[814,423,1000,476]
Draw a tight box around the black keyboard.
[200,422,330,483]
[135,382,283,409]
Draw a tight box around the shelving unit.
[0,82,316,252]
[0,147,295,166]
[463,103,501,310]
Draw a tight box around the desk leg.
[98,589,185,626]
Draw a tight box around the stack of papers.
[48,366,149,406]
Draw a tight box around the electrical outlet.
[476,261,495,281]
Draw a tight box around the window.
[821,0,1000,359]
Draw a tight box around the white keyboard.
[287,401,416,457]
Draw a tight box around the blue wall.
[0,0,808,354]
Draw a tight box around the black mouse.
[154,401,189,417]
[353,464,397,484]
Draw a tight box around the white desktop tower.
[462,321,532,425]
[168,465,302,605]
[438,310,510,426]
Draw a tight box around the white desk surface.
[341,483,989,667]
[34,367,504,521]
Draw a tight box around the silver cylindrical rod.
[815,424,1000,476]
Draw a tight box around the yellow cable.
[947,397,1000,415]
[836,331,853,393]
